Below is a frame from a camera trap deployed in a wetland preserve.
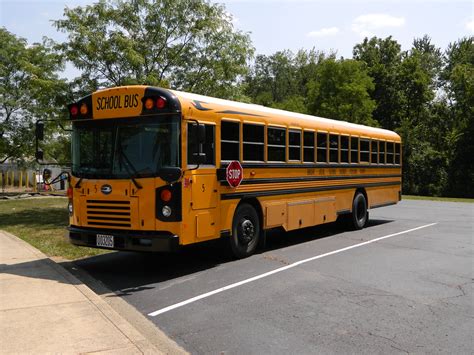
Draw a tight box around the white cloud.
[466,19,474,33]
[307,27,340,38]
[351,13,405,37]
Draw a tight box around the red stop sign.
[226,161,243,188]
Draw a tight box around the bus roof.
[170,89,400,141]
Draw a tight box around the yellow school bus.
[66,85,401,258]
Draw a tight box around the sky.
[1,0,473,78]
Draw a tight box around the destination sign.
[92,86,145,119]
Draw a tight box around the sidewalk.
[0,230,184,354]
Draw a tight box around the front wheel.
[350,192,368,230]
[230,203,260,259]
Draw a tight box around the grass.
[0,197,108,260]
[402,195,474,203]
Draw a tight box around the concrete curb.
[1,230,187,354]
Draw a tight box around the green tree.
[306,58,377,126]
[442,37,474,197]
[54,0,253,99]
[353,36,404,130]
[397,37,448,195]
[0,28,67,164]
[244,49,328,112]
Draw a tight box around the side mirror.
[35,150,44,161]
[35,121,44,141]
[158,167,182,183]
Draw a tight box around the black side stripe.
[236,163,401,169]
[221,181,400,200]
[219,174,402,185]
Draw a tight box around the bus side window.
[221,121,240,161]
[329,134,339,163]
[350,136,358,163]
[379,141,386,164]
[317,132,328,163]
[268,126,286,162]
[187,123,215,166]
[360,139,370,162]
[395,143,401,164]
[243,123,264,161]
[371,140,378,164]
[387,142,394,164]
[340,135,349,163]
[289,130,301,161]
[303,131,315,163]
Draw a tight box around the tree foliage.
[2,2,472,198]
[306,58,377,126]
[0,28,67,164]
[54,0,254,98]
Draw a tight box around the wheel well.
[238,198,263,229]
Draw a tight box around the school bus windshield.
[71,116,180,179]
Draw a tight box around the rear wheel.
[230,203,260,259]
[350,192,368,230]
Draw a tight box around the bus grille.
[86,200,132,228]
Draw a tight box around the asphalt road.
[72,200,473,354]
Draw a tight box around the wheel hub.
[239,219,255,244]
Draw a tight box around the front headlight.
[162,205,172,217]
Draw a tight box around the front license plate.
[96,234,114,248]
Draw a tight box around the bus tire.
[230,203,260,259]
[351,192,368,230]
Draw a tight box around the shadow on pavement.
[63,218,393,297]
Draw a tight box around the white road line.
[148,223,437,317]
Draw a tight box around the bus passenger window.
[329,134,339,163]
[243,124,264,161]
[387,142,394,164]
[350,137,358,163]
[395,143,401,164]
[371,140,378,164]
[317,133,328,163]
[187,123,215,165]
[221,121,240,161]
[379,141,386,164]
[340,136,349,163]
[303,131,315,162]
[267,127,286,162]
[289,130,301,161]
[360,139,370,162]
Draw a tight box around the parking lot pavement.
[72,200,474,354]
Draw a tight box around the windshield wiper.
[116,145,142,190]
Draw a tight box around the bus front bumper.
[68,226,180,252]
